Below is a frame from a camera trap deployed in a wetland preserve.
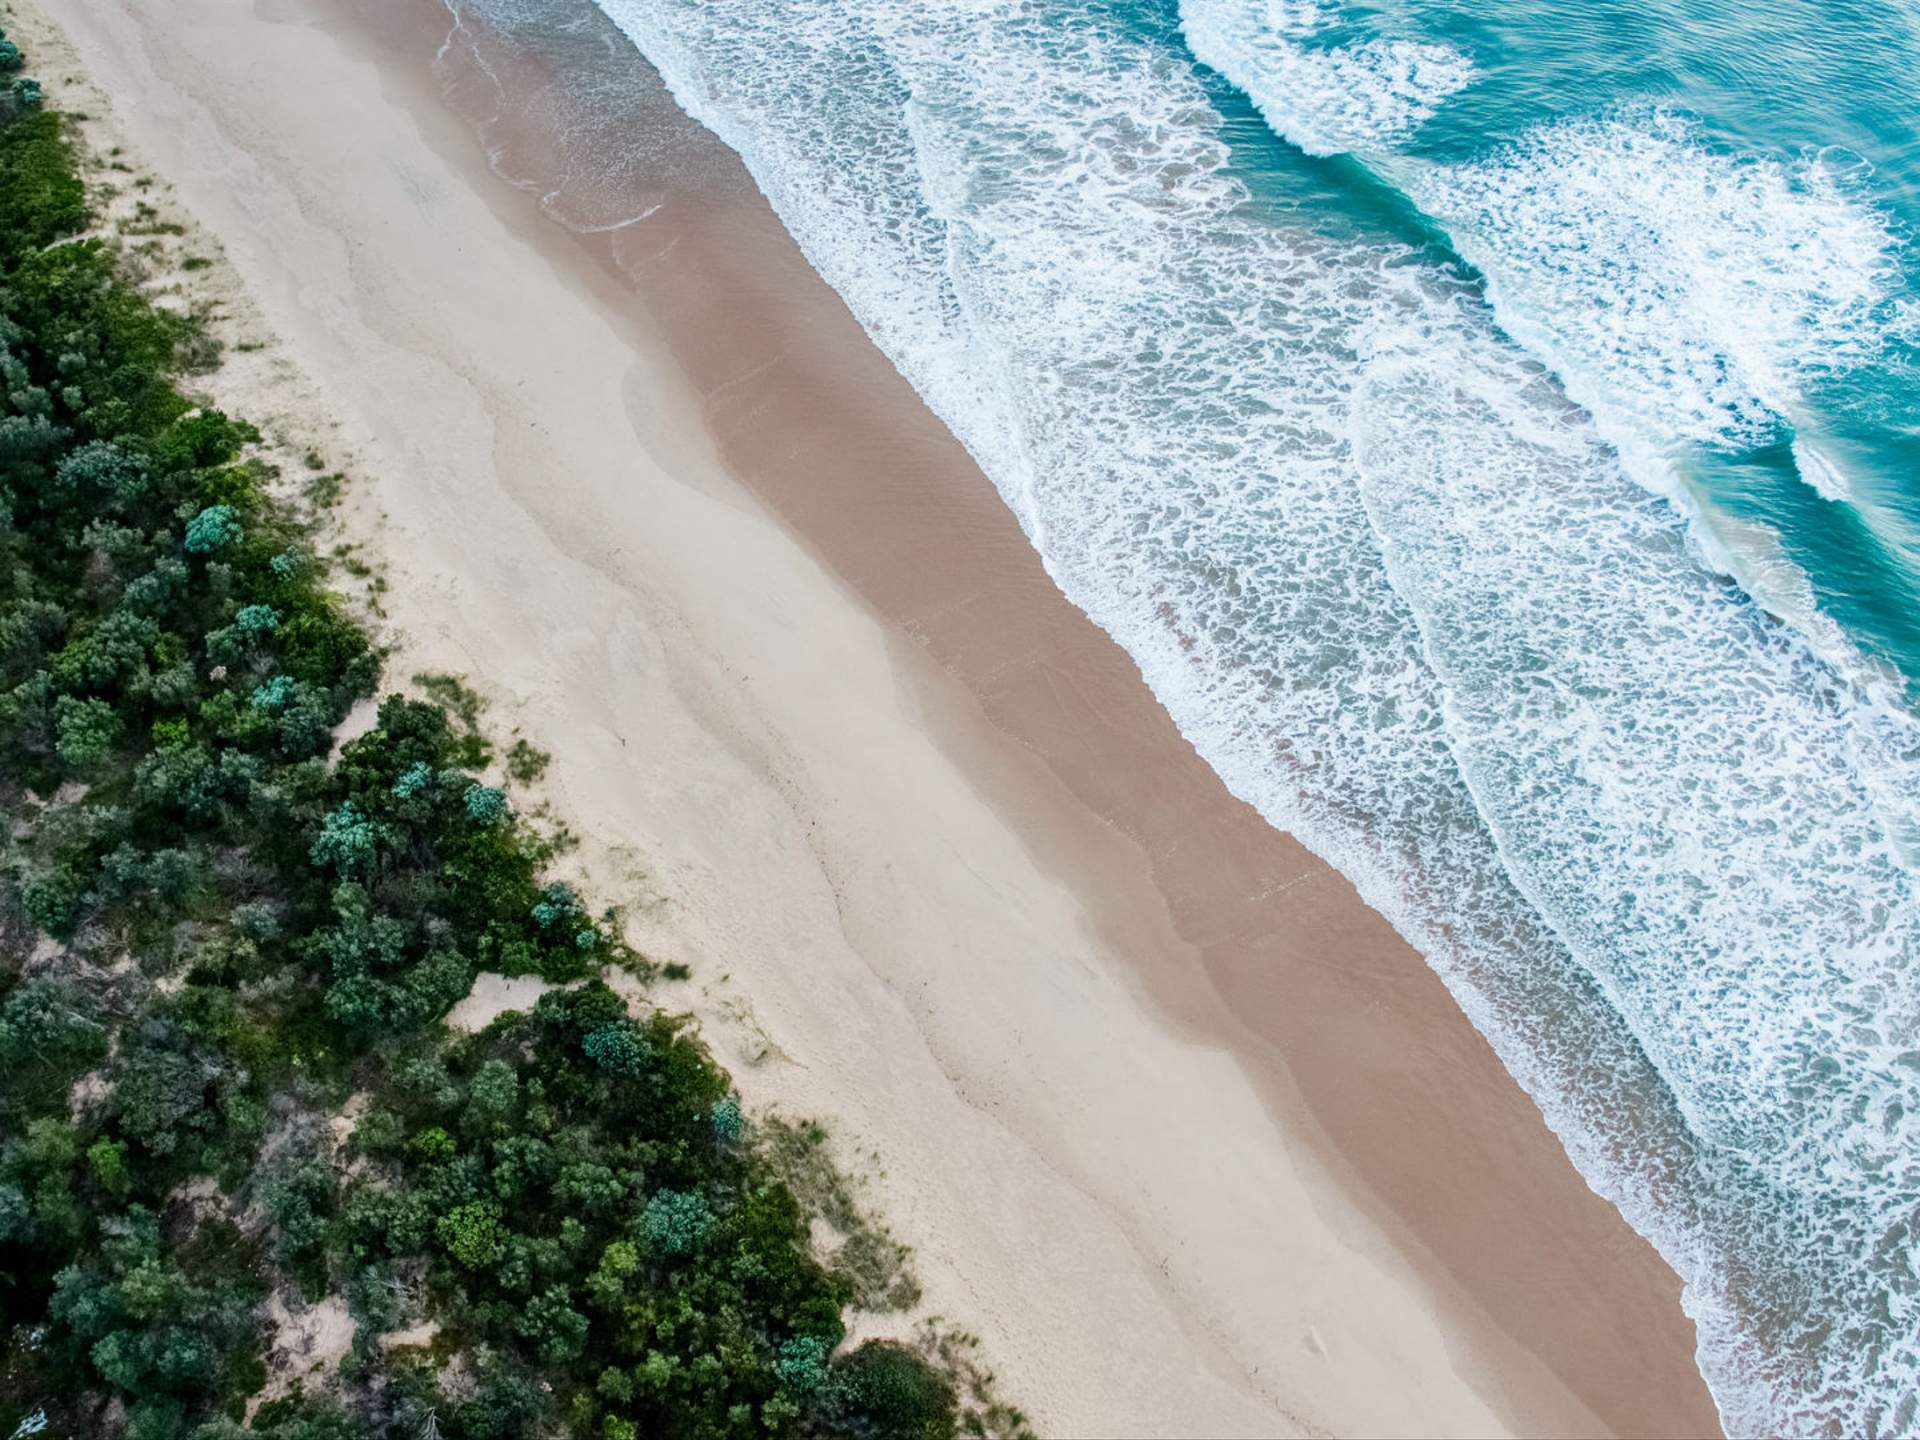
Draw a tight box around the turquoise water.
[1184,0,1920,686]
[454,0,1920,1428]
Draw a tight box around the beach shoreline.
[22,0,1719,1433]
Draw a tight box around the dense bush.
[0,104,83,266]
[0,48,1006,1440]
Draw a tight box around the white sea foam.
[1352,312,1920,1420]
[1188,2,1913,689]
[576,0,1920,1426]
[1403,111,1920,677]
[1179,0,1472,156]
[1412,111,1906,459]
[1356,285,1920,1209]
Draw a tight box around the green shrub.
[0,979,108,1077]
[0,109,84,265]
[834,1342,957,1440]
[464,782,508,825]
[581,1020,646,1077]
[436,1199,504,1269]
[52,693,121,769]
[775,1334,833,1394]
[640,1187,714,1258]
[183,504,242,554]
[86,1138,130,1196]
[309,801,376,875]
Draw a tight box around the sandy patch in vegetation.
[443,972,557,1033]
[253,1292,355,1414]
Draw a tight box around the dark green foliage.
[259,1155,338,1298]
[5,238,193,441]
[105,1022,236,1162]
[710,1098,745,1145]
[0,977,108,1085]
[639,1186,715,1257]
[53,692,121,769]
[45,1205,266,1430]
[582,1018,647,1076]
[0,42,989,1440]
[831,1342,958,1440]
[329,982,891,1436]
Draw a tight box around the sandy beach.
[19,0,1720,1433]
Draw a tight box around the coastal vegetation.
[0,32,1013,1439]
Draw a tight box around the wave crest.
[1179,0,1472,156]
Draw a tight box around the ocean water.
[449,0,1920,1429]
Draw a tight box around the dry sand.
[21,0,1720,1434]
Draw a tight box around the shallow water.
[449,0,1920,1429]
